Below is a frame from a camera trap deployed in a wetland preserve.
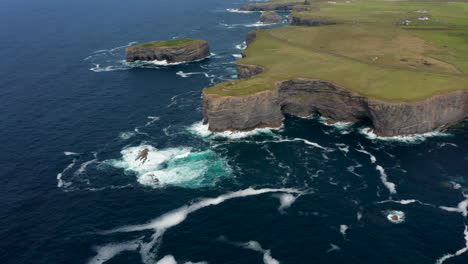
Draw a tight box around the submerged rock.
[260,11,282,24]
[126,38,210,64]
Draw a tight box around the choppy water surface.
[0,0,467,263]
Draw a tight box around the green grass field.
[205,0,468,101]
[134,38,201,48]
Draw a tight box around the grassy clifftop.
[133,38,202,48]
[205,0,468,102]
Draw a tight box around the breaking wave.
[359,127,451,144]
[187,121,280,139]
[107,144,230,188]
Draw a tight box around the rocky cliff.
[203,76,468,136]
[260,11,283,24]
[289,15,336,26]
[126,40,210,63]
[240,1,309,11]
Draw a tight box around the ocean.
[0,0,467,263]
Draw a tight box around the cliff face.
[203,90,283,132]
[367,92,468,135]
[126,41,210,63]
[240,1,308,11]
[203,78,468,136]
[260,11,283,24]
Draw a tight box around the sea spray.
[107,144,230,188]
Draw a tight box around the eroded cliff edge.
[203,78,468,136]
[126,39,210,64]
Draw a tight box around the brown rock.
[260,11,283,24]
[126,40,210,64]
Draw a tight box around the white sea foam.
[232,54,243,59]
[91,188,300,263]
[57,159,77,188]
[356,148,376,163]
[440,196,468,217]
[340,225,348,237]
[226,8,259,13]
[107,144,228,188]
[235,42,247,50]
[377,199,433,206]
[176,71,214,79]
[75,157,98,176]
[64,151,80,156]
[144,116,160,127]
[104,188,301,234]
[359,127,451,144]
[274,193,298,213]
[187,121,280,139]
[335,143,349,153]
[88,240,140,264]
[357,212,363,221]
[119,131,136,140]
[435,225,468,264]
[220,22,273,28]
[376,165,397,194]
[156,255,177,264]
[221,238,281,264]
[242,241,280,264]
[326,243,341,253]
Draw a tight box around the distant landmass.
[203,0,468,136]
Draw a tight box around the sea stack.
[260,11,282,24]
[126,38,210,64]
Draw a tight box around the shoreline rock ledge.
[260,11,283,24]
[126,38,210,64]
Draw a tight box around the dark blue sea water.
[0,0,467,263]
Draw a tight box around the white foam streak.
[57,159,76,188]
[376,165,397,194]
[440,197,468,217]
[237,240,280,264]
[360,127,450,143]
[274,193,298,213]
[92,188,299,264]
[326,243,341,253]
[340,225,348,237]
[64,151,80,156]
[356,148,376,163]
[435,225,468,264]
[104,188,301,234]
[87,240,140,264]
[187,121,280,139]
[235,42,247,50]
[226,8,258,13]
[75,158,97,176]
[156,255,177,264]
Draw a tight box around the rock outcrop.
[289,15,336,26]
[236,63,264,79]
[240,1,309,11]
[203,76,468,136]
[126,40,210,63]
[260,11,283,24]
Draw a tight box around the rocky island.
[126,38,210,64]
[203,0,468,136]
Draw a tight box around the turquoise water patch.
[107,145,230,188]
